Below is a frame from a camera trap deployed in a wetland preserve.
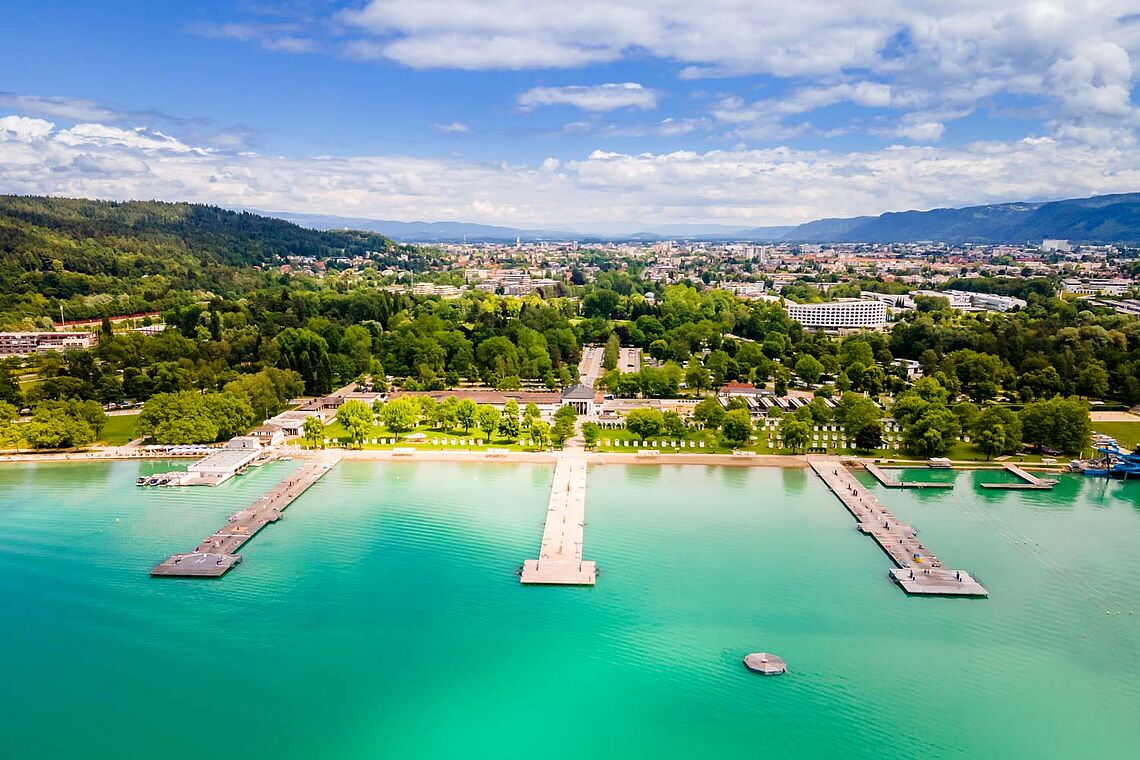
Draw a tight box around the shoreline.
[0,446,1068,473]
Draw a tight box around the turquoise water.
[1,460,1138,758]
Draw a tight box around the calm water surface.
[1,460,1137,758]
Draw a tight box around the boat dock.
[521,447,596,585]
[151,454,340,578]
[980,462,1058,490]
[864,462,954,489]
[808,458,987,596]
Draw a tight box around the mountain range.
[265,192,1140,245]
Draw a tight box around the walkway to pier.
[808,458,987,596]
[151,454,341,578]
[864,462,954,489]
[979,462,1058,490]
[521,447,596,585]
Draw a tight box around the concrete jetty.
[808,458,987,596]
[521,447,596,585]
[864,462,954,489]
[979,462,1058,490]
[151,454,340,578]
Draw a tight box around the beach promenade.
[521,446,596,585]
[809,458,987,596]
[151,453,341,577]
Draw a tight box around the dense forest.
[0,195,414,327]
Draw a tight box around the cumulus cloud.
[324,1,1140,130]
[517,83,657,112]
[3,112,1139,228]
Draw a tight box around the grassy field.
[98,414,139,445]
[1089,421,1140,450]
[315,421,541,452]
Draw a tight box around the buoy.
[743,652,787,675]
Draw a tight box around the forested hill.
[780,193,1140,244]
[0,195,396,267]
[0,195,401,328]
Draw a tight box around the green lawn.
[98,414,139,445]
[314,421,543,452]
[1090,421,1140,450]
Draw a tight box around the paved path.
[619,346,640,373]
[578,345,605,387]
[521,446,595,585]
[809,458,987,596]
[151,454,341,577]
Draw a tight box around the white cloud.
[323,1,1139,129]
[0,93,120,122]
[433,121,470,133]
[518,83,657,112]
[189,22,319,54]
[0,115,55,142]
[3,112,1139,228]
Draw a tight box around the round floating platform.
[743,652,787,675]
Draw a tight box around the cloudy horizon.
[1,1,1138,231]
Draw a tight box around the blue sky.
[1,1,1138,230]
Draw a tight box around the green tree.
[582,421,600,448]
[274,328,333,396]
[723,408,755,448]
[437,396,460,431]
[336,399,373,448]
[302,415,326,449]
[603,334,620,371]
[903,407,961,457]
[477,404,500,440]
[24,401,101,449]
[692,397,726,429]
[625,408,664,439]
[381,397,419,438]
[778,415,810,453]
[973,406,1022,458]
[456,398,478,432]
[499,411,521,440]
[522,402,541,431]
[1019,396,1090,454]
[662,410,687,438]
[551,417,575,447]
[685,357,710,394]
[795,354,825,385]
[531,419,551,448]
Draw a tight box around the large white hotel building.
[783,299,888,331]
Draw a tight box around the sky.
[1,1,1139,231]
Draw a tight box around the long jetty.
[979,462,1058,490]
[521,447,596,585]
[151,454,341,578]
[808,458,987,596]
[864,462,954,489]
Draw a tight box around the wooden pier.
[808,458,987,596]
[979,462,1058,490]
[151,454,340,578]
[521,447,596,585]
[864,462,954,489]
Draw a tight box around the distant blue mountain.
[780,193,1140,244]
[264,192,1140,244]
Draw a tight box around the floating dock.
[979,462,1058,490]
[521,448,596,585]
[151,454,340,578]
[808,458,987,596]
[864,462,954,489]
